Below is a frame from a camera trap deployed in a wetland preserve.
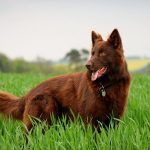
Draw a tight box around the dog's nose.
[86,64,91,70]
[86,62,91,70]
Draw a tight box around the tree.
[65,49,81,64]
[0,53,12,72]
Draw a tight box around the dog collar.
[99,82,106,97]
[98,81,116,97]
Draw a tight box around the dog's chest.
[79,91,113,119]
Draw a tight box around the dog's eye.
[99,52,106,56]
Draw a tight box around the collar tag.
[101,89,106,97]
[99,82,106,97]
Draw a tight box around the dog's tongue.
[91,67,107,81]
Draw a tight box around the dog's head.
[86,29,125,81]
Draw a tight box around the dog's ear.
[92,31,103,46]
[107,29,122,49]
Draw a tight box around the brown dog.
[0,29,131,131]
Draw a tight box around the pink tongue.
[91,67,107,81]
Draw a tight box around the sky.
[0,0,150,61]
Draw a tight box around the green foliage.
[65,49,89,71]
[0,73,150,149]
[0,51,89,74]
[65,48,89,64]
[12,58,31,73]
[65,49,81,64]
[0,53,12,72]
[0,52,54,74]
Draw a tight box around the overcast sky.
[0,0,150,61]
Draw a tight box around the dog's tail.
[0,91,25,120]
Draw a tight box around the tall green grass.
[0,73,150,150]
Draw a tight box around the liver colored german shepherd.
[0,29,131,131]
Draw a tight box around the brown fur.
[0,29,131,131]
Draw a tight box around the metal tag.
[101,89,106,97]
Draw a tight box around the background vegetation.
[0,49,89,75]
[1,50,150,75]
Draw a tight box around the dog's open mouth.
[91,67,107,81]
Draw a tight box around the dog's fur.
[0,29,131,131]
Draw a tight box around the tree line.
[0,49,89,74]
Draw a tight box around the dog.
[0,29,131,131]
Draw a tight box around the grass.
[0,73,150,150]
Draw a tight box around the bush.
[0,53,12,72]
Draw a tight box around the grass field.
[0,73,150,150]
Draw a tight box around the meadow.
[0,73,150,150]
